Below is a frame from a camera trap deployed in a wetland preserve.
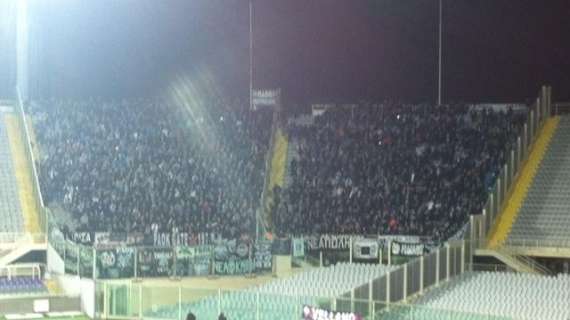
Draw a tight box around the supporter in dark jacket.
[31,98,272,239]
[276,103,524,241]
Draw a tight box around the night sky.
[29,0,570,104]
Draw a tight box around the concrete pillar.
[368,280,374,316]
[435,249,440,285]
[510,150,515,185]
[386,272,391,305]
[419,256,424,294]
[461,241,466,273]
[403,264,408,301]
[446,243,451,281]
[530,110,535,143]
[496,178,501,220]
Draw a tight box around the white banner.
[292,238,305,257]
[252,89,280,108]
[390,240,425,256]
[305,234,363,251]
[303,305,362,320]
[377,235,422,249]
[353,238,379,260]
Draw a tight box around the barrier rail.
[96,264,508,320]
[504,238,570,249]
[330,239,469,313]
[553,101,570,115]
[468,86,552,249]
[467,263,514,273]
[496,246,552,275]
[0,263,42,279]
[15,86,47,240]
[47,223,272,280]
[0,232,46,248]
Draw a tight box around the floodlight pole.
[250,0,260,241]
[437,0,443,106]
[249,0,254,112]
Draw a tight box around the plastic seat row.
[508,116,570,245]
[0,116,24,234]
[407,272,570,320]
[146,262,396,319]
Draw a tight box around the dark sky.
[29,0,570,104]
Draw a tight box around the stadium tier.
[0,113,23,233]
[0,276,47,297]
[407,271,570,320]
[275,104,525,240]
[257,262,397,297]
[146,262,396,319]
[31,100,525,242]
[508,116,570,246]
[30,99,272,238]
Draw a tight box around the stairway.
[0,109,45,266]
[0,112,24,233]
[4,113,41,235]
[476,247,550,274]
[486,117,560,249]
[507,116,570,248]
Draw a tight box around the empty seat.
[0,115,24,233]
[399,272,570,320]
[508,116,570,246]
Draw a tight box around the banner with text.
[305,235,362,252]
[252,89,280,109]
[96,247,136,279]
[390,240,426,257]
[175,245,212,277]
[213,238,273,275]
[137,248,174,278]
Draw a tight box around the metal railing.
[467,263,514,273]
[553,101,570,116]
[0,232,46,249]
[15,86,47,240]
[496,246,551,275]
[0,263,43,279]
[468,86,552,247]
[504,238,570,249]
[97,260,507,320]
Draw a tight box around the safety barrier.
[15,86,47,239]
[468,86,552,247]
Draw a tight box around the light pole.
[249,0,254,112]
[249,0,261,241]
[437,0,443,106]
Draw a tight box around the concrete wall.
[0,295,80,314]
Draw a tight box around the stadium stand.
[0,264,47,297]
[0,276,47,296]
[275,103,525,241]
[404,271,570,320]
[4,112,42,235]
[486,116,560,249]
[0,113,23,233]
[257,262,397,297]
[147,262,396,319]
[508,116,570,247]
[30,99,272,238]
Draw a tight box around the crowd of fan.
[31,98,271,239]
[275,103,526,241]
